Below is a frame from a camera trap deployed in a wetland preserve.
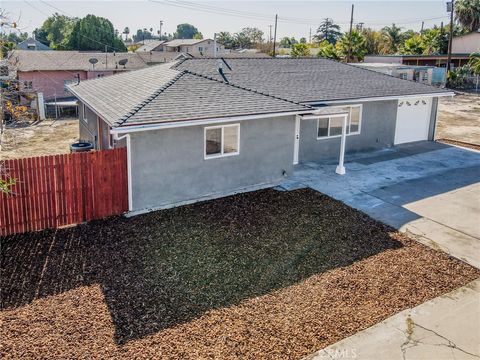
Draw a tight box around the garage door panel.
[394,98,431,145]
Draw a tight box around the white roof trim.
[111,110,312,134]
[304,92,454,105]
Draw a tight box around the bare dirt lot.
[0,119,78,160]
[1,189,478,359]
[436,92,480,145]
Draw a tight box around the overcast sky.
[3,1,451,40]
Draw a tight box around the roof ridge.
[114,69,187,127]
[185,69,313,109]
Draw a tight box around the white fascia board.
[305,92,455,105]
[110,110,311,134]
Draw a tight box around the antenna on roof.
[220,57,232,71]
[89,57,98,70]
[118,58,128,69]
[217,59,229,83]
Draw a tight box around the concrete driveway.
[281,141,480,268]
[280,141,480,360]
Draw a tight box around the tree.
[233,31,252,49]
[316,40,339,60]
[240,27,264,44]
[313,18,342,44]
[279,37,297,48]
[291,43,310,57]
[468,51,480,75]
[193,32,203,39]
[361,28,382,55]
[299,37,307,44]
[216,31,234,48]
[174,23,199,39]
[122,27,130,41]
[336,30,367,62]
[422,27,448,54]
[381,23,403,53]
[455,0,480,32]
[133,28,153,43]
[33,13,76,49]
[401,34,425,55]
[68,14,126,51]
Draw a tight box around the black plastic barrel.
[70,142,94,152]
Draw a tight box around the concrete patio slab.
[288,141,480,268]
[306,279,480,360]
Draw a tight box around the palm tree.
[123,27,130,41]
[216,31,233,48]
[469,52,480,75]
[381,23,403,54]
[455,0,480,32]
[336,30,367,62]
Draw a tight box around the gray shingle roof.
[67,62,311,127]
[163,39,208,47]
[9,50,171,71]
[135,40,166,52]
[174,58,449,103]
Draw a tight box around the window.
[23,81,33,90]
[316,105,362,139]
[198,46,203,52]
[205,124,240,159]
[82,103,88,123]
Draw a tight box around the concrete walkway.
[280,141,480,268]
[307,279,480,360]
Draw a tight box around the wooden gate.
[0,148,128,236]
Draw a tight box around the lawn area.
[1,188,479,359]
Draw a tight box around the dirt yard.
[1,189,478,359]
[436,92,480,145]
[0,119,78,160]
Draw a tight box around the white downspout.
[335,114,348,175]
[115,133,133,212]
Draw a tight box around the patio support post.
[335,114,348,175]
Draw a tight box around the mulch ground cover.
[1,188,479,359]
[437,138,480,151]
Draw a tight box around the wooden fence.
[0,148,128,236]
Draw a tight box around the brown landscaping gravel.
[437,138,480,151]
[1,188,479,359]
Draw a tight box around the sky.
[3,0,452,40]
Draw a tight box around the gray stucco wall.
[299,100,398,162]
[78,101,99,148]
[129,115,296,211]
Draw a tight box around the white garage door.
[394,98,432,145]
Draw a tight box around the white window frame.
[204,123,240,160]
[316,104,362,140]
[82,103,88,123]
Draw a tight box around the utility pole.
[446,0,455,73]
[356,22,364,31]
[268,25,273,43]
[309,27,312,43]
[159,20,163,40]
[347,4,354,63]
[421,21,424,33]
[273,14,278,57]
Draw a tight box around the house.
[135,39,166,52]
[16,37,52,51]
[67,58,452,213]
[452,31,480,54]
[352,63,446,86]
[8,50,174,100]
[364,54,471,69]
[162,39,225,56]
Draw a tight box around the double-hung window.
[204,124,240,159]
[317,105,362,139]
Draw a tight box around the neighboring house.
[162,39,225,56]
[364,54,471,69]
[135,39,166,52]
[68,58,452,213]
[452,31,480,54]
[16,37,52,51]
[8,50,170,100]
[352,63,446,86]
